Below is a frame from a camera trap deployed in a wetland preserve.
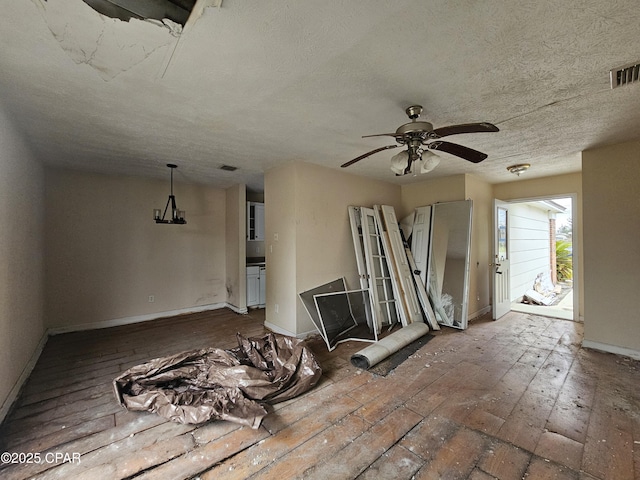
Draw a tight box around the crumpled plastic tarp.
[113,332,322,429]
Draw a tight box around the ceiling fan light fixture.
[507,163,531,176]
[341,104,499,173]
[419,151,441,173]
[390,150,409,175]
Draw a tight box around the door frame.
[492,194,579,322]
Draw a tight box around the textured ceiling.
[2,0,640,192]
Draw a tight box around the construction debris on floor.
[301,202,474,368]
[523,271,563,306]
[113,332,322,429]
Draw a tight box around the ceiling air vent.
[610,62,640,89]
[220,165,238,172]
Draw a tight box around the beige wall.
[465,175,493,318]
[492,172,583,318]
[0,105,46,417]
[44,168,228,329]
[399,175,466,218]
[265,162,401,336]
[582,141,640,355]
[225,184,246,311]
[264,162,298,334]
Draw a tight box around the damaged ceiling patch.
[81,0,196,27]
[33,0,182,80]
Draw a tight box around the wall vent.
[220,165,238,172]
[610,62,640,89]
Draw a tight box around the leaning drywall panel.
[377,205,424,325]
[370,207,408,327]
[406,247,439,330]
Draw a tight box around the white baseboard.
[47,302,237,335]
[468,305,492,321]
[263,320,296,337]
[226,303,249,315]
[0,330,49,424]
[264,320,316,339]
[582,340,640,361]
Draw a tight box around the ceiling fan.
[341,105,499,175]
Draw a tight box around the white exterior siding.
[509,203,550,301]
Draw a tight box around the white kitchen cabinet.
[247,202,265,241]
[246,265,266,307]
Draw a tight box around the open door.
[492,200,511,319]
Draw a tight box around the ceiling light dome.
[506,163,531,176]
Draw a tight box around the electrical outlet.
[148,295,155,303]
[274,303,279,313]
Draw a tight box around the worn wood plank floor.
[1,308,639,479]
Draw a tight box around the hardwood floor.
[1,308,639,479]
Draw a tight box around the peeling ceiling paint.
[2,0,640,192]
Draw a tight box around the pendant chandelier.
[153,164,186,224]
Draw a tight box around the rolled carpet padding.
[350,322,430,370]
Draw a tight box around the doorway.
[493,195,576,321]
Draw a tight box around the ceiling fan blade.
[341,145,399,168]
[361,133,398,138]
[431,122,499,138]
[428,141,488,163]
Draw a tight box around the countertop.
[246,257,266,267]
